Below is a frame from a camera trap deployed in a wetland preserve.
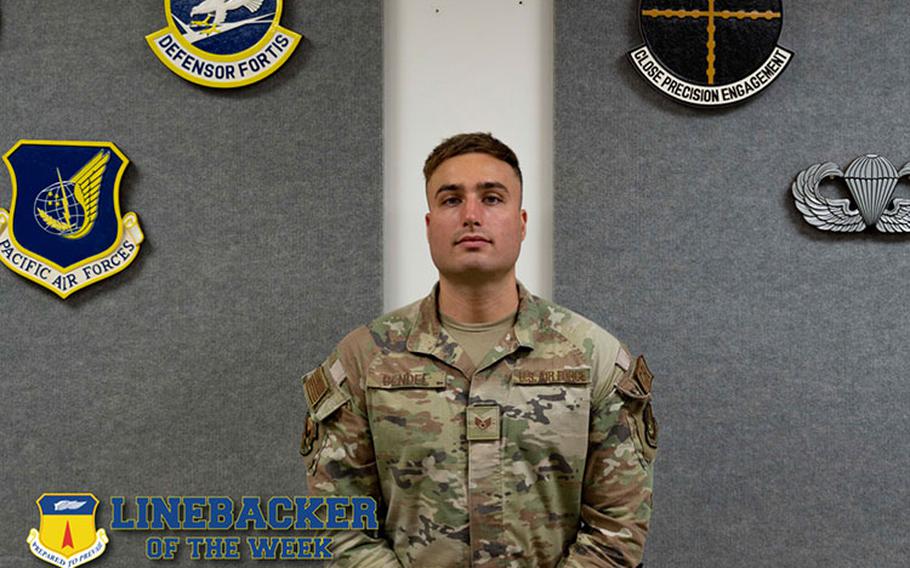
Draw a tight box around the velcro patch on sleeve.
[329,359,347,386]
[633,355,653,394]
[643,401,658,450]
[615,346,633,372]
[615,355,654,401]
[300,415,319,457]
[303,364,352,423]
[615,354,658,462]
[303,367,330,409]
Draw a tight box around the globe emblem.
[33,180,85,237]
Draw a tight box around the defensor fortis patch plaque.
[147,0,301,88]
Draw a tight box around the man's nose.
[462,195,482,226]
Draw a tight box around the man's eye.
[442,197,461,206]
[483,195,503,204]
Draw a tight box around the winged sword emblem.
[792,155,910,233]
[34,150,110,240]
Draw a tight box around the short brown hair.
[423,132,523,186]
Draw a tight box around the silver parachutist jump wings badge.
[792,155,910,233]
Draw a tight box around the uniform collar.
[406,281,538,373]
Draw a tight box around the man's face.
[425,152,527,280]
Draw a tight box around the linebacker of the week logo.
[0,140,143,298]
[147,0,301,88]
[27,494,108,568]
[629,0,793,107]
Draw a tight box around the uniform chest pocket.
[503,367,592,480]
[365,371,458,461]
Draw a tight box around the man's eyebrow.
[477,181,508,191]
[434,183,464,197]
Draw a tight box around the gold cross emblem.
[642,1,781,84]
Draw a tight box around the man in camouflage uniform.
[301,133,656,567]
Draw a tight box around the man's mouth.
[456,235,491,245]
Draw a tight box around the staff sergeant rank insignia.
[629,0,793,107]
[147,0,301,88]
[0,140,143,298]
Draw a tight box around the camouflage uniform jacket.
[301,283,656,567]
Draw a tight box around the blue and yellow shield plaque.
[0,140,144,298]
[27,494,108,567]
[146,0,301,88]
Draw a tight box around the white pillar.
[383,0,554,310]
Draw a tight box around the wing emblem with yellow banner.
[34,150,110,240]
[0,140,144,299]
[27,493,108,568]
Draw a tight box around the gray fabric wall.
[557,2,909,566]
[0,1,381,566]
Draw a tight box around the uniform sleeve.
[558,350,657,568]
[301,348,403,567]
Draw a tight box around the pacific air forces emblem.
[629,0,793,107]
[147,0,301,88]
[27,493,109,568]
[0,140,144,298]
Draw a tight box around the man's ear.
[520,209,527,241]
